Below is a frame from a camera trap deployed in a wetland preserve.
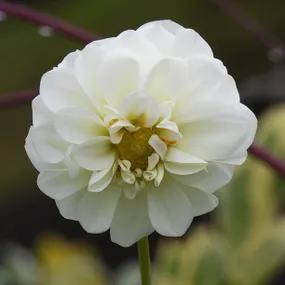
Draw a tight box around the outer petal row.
[176,102,257,164]
[37,169,90,200]
[147,177,194,236]
[71,137,116,171]
[54,174,217,247]
[172,162,235,193]
[56,186,154,248]
[40,68,93,113]
[54,107,107,144]
[137,20,213,58]
[147,175,218,237]
[78,185,121,234]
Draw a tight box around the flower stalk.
[137,236,152,285]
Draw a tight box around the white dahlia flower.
[25,20,257,247]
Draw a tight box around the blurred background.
[0,0,285,284]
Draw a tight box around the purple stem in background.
[0,1,97,44]
[0,1,285,179]
[209,0,285,49]
[0,90,37,108]
[249,144,285,178]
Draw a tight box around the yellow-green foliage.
[35,233,108,285]
[0,233,108,285]
[154,105,285,285]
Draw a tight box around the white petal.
[25,127,47,171]
[111,191,154,247]
[143,169,157,181]
[149,134,167,158]
[58,50,80,71]
[122,184,137,200]
[55,190,84,221]
[54,107,107,144]
[25,129,66,172]
[137,20,177,55]
[103,107,122,124]
[155,120,182,142]
[173,162,234,193]
[108,119,134,144]
[120,169,136,185]
[40,68,92,112]
[88,162,117,192]
[118,29,158,53]
[147,153,160,170]
[87,37,117,50]
[172,57,229,115]
[120,94,160,128]
[183,188,218,216]
[72,137,115,171]
[32,96,51,127]
[172,28,213,58]
[109,129,124,144]
[177,102,257,163]
[28,124,67,164]
[154,162,165,187]
[117,30,160,68]
[64,146,81,178]
[78,185,121,233]
[145,58,188,102]
[138,20,183,36]
[118,159,132,171]
[148,176,194,236]
[76,46,139,112]
[186,57,227,100]
[37,169,90,200]
[109,119,134,134]
[211,75,240,104]
[74,44,106,110]
[164,147,207,175]
[100,55,139,108]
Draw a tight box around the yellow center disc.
[117,128,154,170]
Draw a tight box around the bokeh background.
[0,0,285,284]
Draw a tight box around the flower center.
[117,127,154,170]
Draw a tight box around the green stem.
[137,236,152,285]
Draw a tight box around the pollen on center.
[117,127,154,170]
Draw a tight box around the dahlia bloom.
[25,20,257,247]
